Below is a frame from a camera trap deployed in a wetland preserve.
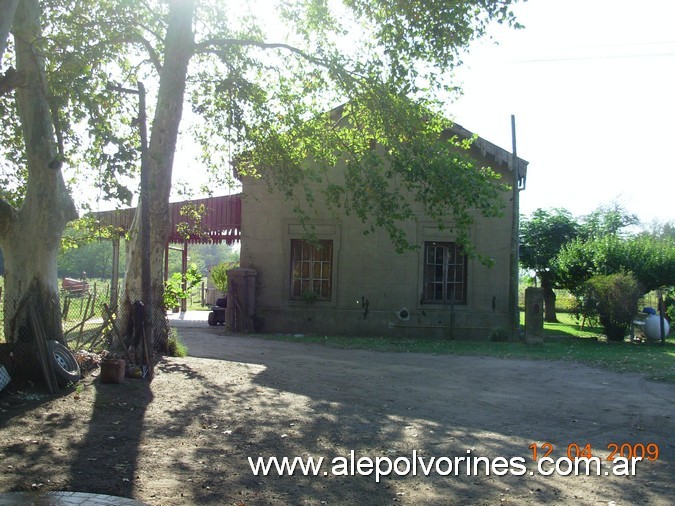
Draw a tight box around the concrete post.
[525,287,544,344]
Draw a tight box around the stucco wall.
[240,152,518,340]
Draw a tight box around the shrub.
[163,263,203,309]
[210,261,239,293]
[489,326,510,342]
[167,329,188,357]
[580,272,642,342]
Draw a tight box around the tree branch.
[196,38,325,67]
[196,37,369,85]
[134,34,162,75]
[0,0,19,66]
[0,198,16,239]
[0,66,24,95]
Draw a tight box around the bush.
[489,326,510,342]
[163,263,203,310]
[167,329,188,357]
[210,261,239,293]
[580,272,642,342]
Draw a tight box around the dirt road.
[1,324,673,504]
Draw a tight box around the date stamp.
[529,442,660,462]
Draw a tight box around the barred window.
[423,242,467,304]
[290,240,333,301]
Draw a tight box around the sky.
[449,0,675,225]
[167,0,675,227]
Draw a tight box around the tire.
[208,312,216,326]
[47,340,80,386]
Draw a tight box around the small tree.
[579,202,639,240]
[579,272,642,342]
[163,263,202,310]
[210,261,238,294]
[520,208,579,322]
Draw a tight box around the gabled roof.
[448,122,528,189]
[329,102,529,189]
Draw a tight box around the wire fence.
[519,287,664,315]
[0,281,199,384]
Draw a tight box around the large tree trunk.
[0,0,19,63]
[122,0,195,349]
[0,0,77,344]
[540,271,558,323]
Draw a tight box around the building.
[239,118,528,339]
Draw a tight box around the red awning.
[93,194,242,245]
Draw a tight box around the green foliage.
[520,208,579,274]
[210,261,238,293]
[665,288,675,322]
[175,203,209,242]
[301,290,319,304]
[642,220,675,241]
[167,329,188,357]
[520,204,643,293]
[579,272,642,342]
[556,235,675,294]
[489,326,510,342]
[240,93,508,256]
[165,243,239,278]
[579,202,639,240]
[163,263,203,309]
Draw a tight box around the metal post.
[110,236,120,309]
[138,82,154,378]
[509,115,521,340]
[107,81,154,378]
[181,241,188,312]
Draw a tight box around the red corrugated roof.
[93,194,241,244]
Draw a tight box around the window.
[423,242,467,304]
[290,239,333,301]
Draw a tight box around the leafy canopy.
[556,234,675,294]
[520,208,579,274]
[1,0,523,252]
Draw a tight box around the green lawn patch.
[259,312,675,383]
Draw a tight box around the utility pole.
[509,115,521,340]
[107,81,153,378]
[138,82,153,378]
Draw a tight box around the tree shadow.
[153,333,675,504]
[3,331,673,504]
[65,377,154,498]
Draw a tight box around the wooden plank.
[102,303,135,364]
[29,305,59,394]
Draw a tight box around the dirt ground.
[0,323,673,505]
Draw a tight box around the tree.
[556,234,675,294]
[2,0,523,347]
[520,208,579,322]
[580,272,642,342]
[87,0,523,345]
[579,202,639,240]
[0,0,77,343]
[641,220,675,241]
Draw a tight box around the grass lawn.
[260,312,675,383]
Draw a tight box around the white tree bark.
[0,0,77,343]
[0,0,19,64]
